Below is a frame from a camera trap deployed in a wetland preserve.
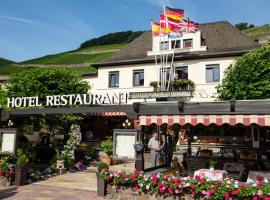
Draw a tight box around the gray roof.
[93,21,259,67]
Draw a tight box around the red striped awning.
[139,115,270,126]
[89,112,126,117]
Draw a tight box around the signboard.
[0,128,17,155]
[113,129,137,160]
[129,90,193,99]
[7,92,128,108]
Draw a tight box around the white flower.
[253,183,257,187]
[146,185,150,190]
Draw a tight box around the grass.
[21,52,114,65]
[243,25,270,40]
[0,57,14,65]
[75,43,126,52]
[0,64,97,75]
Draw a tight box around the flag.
[179,19,199,33]
[160,14,180,33]
[165,6,184,20]
[151,21,160,36]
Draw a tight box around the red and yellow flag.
[165,6,184,20]
[151,21,160,36]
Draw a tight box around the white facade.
[85,30,237,104]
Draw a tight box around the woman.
[162,127,173,167]
[178,129,188,145]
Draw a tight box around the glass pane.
[115,74,119,86]
[184,39,193,48]
[134,73,139,86]
[139,72,144,85]
[206,68,213,82]
[213,66,220,82]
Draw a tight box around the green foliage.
[1,68,90,107]
[243,24,270,42]
[217,44,270,100]
[100,136,113,155]
[149,81,158,88]
[97,161,109,172]
[21,52,114,65]
[170,79,195,90]
[15,149,30,167]
[235,22,255,30]
[80,31,144,48]
[209,160,217,168]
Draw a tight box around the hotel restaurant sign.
[7,93,128,108]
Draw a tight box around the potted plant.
[100,137,113,166]
[209,160,217,172]
[96,161,109,196]
[0,157,13,187]
[149,81,159,91]
[15,149,30,186]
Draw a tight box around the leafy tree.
[1,68,90,144]
[217,44,270,100]
[235,22,255,30]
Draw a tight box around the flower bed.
[0,158,13,187]
[100,169,270,200]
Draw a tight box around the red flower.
[152,180,157,185]
[5,171,11,177]
[133,184,139,191]
[200,179,205,184]
[159,188,164,193]
[165,184,169,188]
[240,184,246,189]
[231,189,241,195]
[0,169,2,176]
[164,175,169,180]
[256,176,264,182]
[158,183,163,187]
[170,177,174,182]
[175,182,179,187]
[195,175,200,180]
[253,196,258,200]
[224,193,230,199]
[191,185,195,190]
[192,192,196,197]
[176,178,181,182]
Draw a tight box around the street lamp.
[8,120,13,128]
[122,119,131,129]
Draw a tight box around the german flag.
[165,6,184,20]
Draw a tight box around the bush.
[100,137,113,156]
[97,161,109,172]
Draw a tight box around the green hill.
[0,57,14,65]
[80,31,144,48]
[243,25,270,43]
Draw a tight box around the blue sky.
[0,0,269,62]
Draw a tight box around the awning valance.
[139,115,270,126]
[89,112,126,117]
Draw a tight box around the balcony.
[129,79,195,100]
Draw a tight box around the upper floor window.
[160,41,169,50]
[183,39,193,48]
[175,66,188,79]
[109,71,119,87]
[171,40,181,49]
[133,70,144,86]
[206,64,220,83]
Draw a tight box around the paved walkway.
[0,185,105,200]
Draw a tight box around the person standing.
[148,132,160,167]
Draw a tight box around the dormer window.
[160,41,169,50]
[183,39,193,48]
[171,40,181,49]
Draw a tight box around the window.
[133,70,144,86]
[171,40,181,49]
[160,41,169,50]
[206,64,220,83]
[175,66,188,79]
[183,39,193,48]
[109,71,119,87]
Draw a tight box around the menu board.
[113,129,136,160]
[0,129,17,155]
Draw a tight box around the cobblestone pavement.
[0,185,106,200]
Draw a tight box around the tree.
[1,68,90,144]
[217,44,270,100]
[235,22,255,30]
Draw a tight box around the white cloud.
[0,14,35,25]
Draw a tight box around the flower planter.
[14,166,28,186]
[0,176,10,187]
[96,172,107,196]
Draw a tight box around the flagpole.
[151,21,159,88]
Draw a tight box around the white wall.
[85,56,236,103]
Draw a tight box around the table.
[194,169,227,180]
[247,171,270,183]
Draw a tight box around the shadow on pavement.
[0,187,18,199]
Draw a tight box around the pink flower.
[133,184,139,190]
[202,190,207,195]
[158,183,163,187]
[159,188,164,193]
[164,175,169,180]
[240,184,246,189]
[170,177,175,182]
[195,175,200,180]
[231,189,241,195]
[226,184,231,189]
[207,190,215,196]
[224,193,230,199]
[192,192,196,197]
[176,178,181,182]
[191,185,195,190]
[253,196,258,200]
[211,184,218,189]
[200,179,205,184]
